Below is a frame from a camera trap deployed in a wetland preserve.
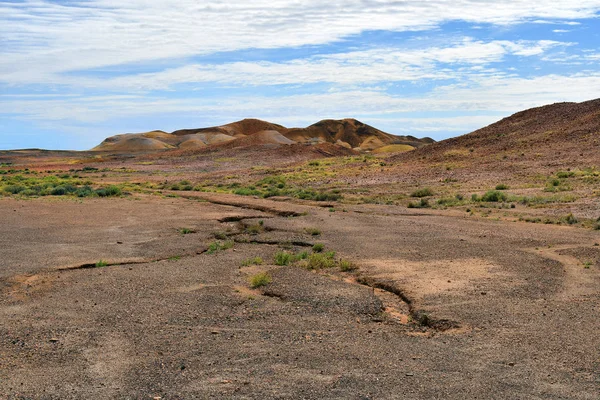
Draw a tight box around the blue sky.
[1,1,600,150]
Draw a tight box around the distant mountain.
[91,118,434,152]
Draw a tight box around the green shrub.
[339,260,358,272]
[96,185,122,197]
[95,260,108,268]
[305,252,337,270]
[495,184,509,190]
[178,227,194,234]
[3,184,25,194]
[481,190,507,202]
[207,240,234,254]
[556,171,575,179]
[242,257,263,266]
[411,188,433,198]
[312,243,325,253]
[407,198,430,208]
[249,272,272,288]
[274,251,292,266]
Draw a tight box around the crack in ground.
[178,193,305,217]
[356,276,460,332]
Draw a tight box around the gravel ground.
[1,195,599,399]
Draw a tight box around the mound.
[284,119,432,151]
[172,118,287,138]
[92,135,174,152]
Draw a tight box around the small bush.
[312,243,325,253]
[3,184,25,194]
[495,184,509,190]
[246,224,263,235]
[95,260,108,268]
[339,260,358,272]
[274,251,292,266]
[305,252,337,270]
[411,188,433,198]
[563,213,578,225]
[249,272,272,288]
[481,190,507,202]
[207,240,234,254]
[407,198,430,208]
[96,185,122,197]
[242,257,263,266]
[556,171,575,179]
[178,227,194,235]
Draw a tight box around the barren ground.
[1,189,599,398]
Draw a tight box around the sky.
[1,1,600,150]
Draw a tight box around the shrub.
[481,190,507,202]
[563,213,578,225]
[96,185,122,197]
[274,251,292,266]
[242,257,263,266]
[312,243,325,253]
[207,240,234,254]
[556,171,575,179]
[50,186,67,196]
[495,184,509,190]
[95,260,108,267]
[339,260,358,272]
[408,198,430,208]
[3,184,25,194]
[75,185,94,197]
[249,272,272,288]
[410,188,433,198]
[305,228,321,236]
[305,252,337,270]
[178,227,194,235]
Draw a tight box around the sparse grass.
[339,259,358,272]
[246,224,263,235]
[207,240,234,254]
[242,257,263,266]
[249,272,272,288]
[305,228,321,236]
[178,227,194,235]
[583,261,592,269]
[563,213,578,225]
[213,231,228,240]
[411,188,434,198]
[95,260,108,268]
[407,198,430,208]
[312,243,325,253]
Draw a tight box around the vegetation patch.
[207,240,234,254]
[411,188,434,198]
[249,272,272,288]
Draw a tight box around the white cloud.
[3,72,600,131]
[0,39,569,88]
[1,0,599,80]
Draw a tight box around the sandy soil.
[1,193,599,399]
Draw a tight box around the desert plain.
[1,101,599,399]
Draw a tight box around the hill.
[91,118,433,152]
[391,98,600,169]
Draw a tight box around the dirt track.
[1,194,599,399]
